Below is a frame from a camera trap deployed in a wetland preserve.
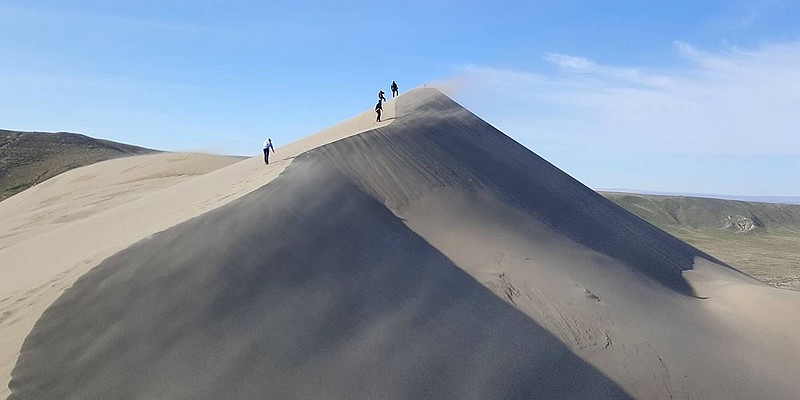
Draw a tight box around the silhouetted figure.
[262,138,275,164]
[375,99,383,122]
[391,81,399,97]
[378,90,387,103]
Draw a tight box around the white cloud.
[543,54,598,72]
[441,41,800,156]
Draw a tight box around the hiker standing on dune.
[375,99,383,122]
[378,90,387,103]
[391,81,399,97]
[262,138,275,164]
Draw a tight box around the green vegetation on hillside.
[604,192,800,291]
[0,129,155,200]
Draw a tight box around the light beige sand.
[0,152,242,251]
[0,100,396,397]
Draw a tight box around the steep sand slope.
[9,157,628,399]
[9,90,800,398]
[313,89,800,398]
[0,101,397,398]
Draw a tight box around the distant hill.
[602,192,800,234]
[600,189,800,205]
[0,129,156,200]
[604,192,800,290]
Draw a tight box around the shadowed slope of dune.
[315,89,725,296]
[292,90,800,398]
[8,156,630,399]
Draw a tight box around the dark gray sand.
[9,156,628,399]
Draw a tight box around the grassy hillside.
[0,129,156,200]
[604,192,800,291]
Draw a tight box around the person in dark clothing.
[375,99,383,122]
[262,138,275,164]
[378,90,387,103]
[391,81,399,97]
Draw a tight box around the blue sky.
[2,1,799,196]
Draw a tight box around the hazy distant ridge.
[601,189,800,205]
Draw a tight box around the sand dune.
[0,100,397,398]
[8,158,628,399]
[5,90,800,398]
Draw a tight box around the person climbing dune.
[262,138,275,164]
[378,90,386,103]
[391,80,399,97]
[375,99,383,122]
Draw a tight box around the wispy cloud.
[441,41,800,156]
[0,3,203,37]
[543,54,598,72]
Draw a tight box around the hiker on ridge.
[378,90,387,103]
[375,99,383,122]
[391,81,399,97]
[262,138,275,164]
